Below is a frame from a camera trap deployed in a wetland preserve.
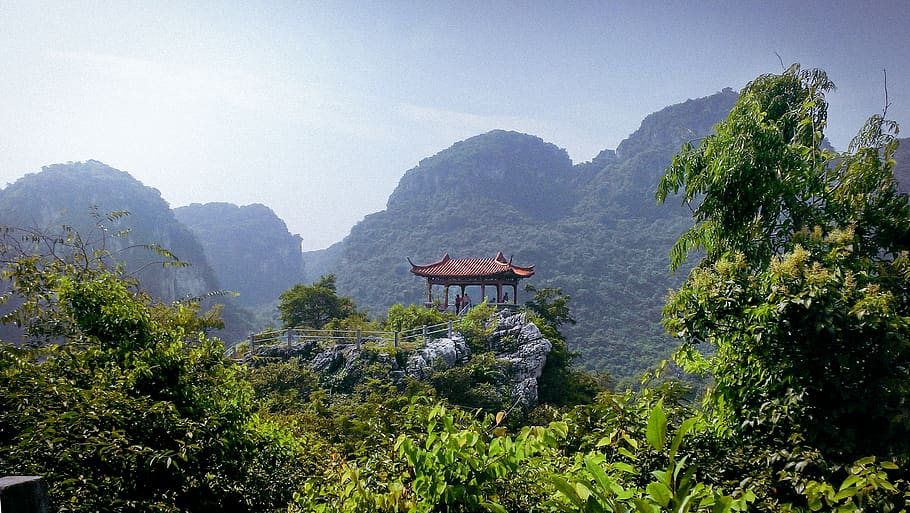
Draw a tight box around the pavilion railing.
[226,320,455,358]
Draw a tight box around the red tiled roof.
[408,251,535,278]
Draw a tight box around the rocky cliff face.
[246,309,552,411]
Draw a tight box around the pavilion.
[407,251,535,311]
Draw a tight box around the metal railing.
[226,320,456,357]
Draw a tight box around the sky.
[1,1,908,250]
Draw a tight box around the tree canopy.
[278,274,357,329]
[658,64,910,463]
[0,228,303,512]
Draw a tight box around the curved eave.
[408,252,534,279]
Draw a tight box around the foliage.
[658,65,910,465]
[323,311,379,333]
[524,284,576,340]
[0,255,305,512]
[244,358,321,414]
[657,64,908,270]
[553,401,754,513]
[523,286,603,407]
[383,303,452,333]
[455,299,498,353]
[431,352,511,413]
[668,234,910,461]
[292,400,566,513]
[795,457,909,512]
[278,274,357,329]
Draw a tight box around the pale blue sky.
[1,1,907,249]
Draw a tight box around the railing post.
[356,329,362,350]
[448,319,453,338]
[423,325,428,343]
[394,331,399,349]
[286,328,293,348]
[249,334,255,351]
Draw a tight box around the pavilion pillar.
[444,285,450,311]
[480,284,486,301]
[426,280,433,305]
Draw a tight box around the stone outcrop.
[405,337,471,379]
[245,310,552,409]
[488,310,552,410]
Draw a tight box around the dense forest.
[2,66,909,512]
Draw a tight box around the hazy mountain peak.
[615,88,739,160]
[174,202,304,307]
[387,129,574,220]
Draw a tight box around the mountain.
[0,160,253,343]
[174,202,305,307]
[304,89,740,385]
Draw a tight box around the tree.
[657,65,909,270]
[0,226,305,512]
[523,284,575,340]
[657,65,910,463]
[277,274,356,329]
[523,284,601,406]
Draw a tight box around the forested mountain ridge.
[0,160,254,342]
[174,202,305,307]
[305,89,740,384]
[386,130,578,221]
[0,160,216,300]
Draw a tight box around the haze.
[1,1,907,250]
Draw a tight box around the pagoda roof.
[408,252,535,279]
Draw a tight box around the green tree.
[524,284,576,340]
[278,274,356,329]
[383,303,450,333]
[523,284,601,406]
[0,227,305,512]
[657,65,910,463]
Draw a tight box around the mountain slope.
[174,202,305,307]
[0,160,253,342]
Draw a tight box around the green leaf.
[481,501,508,513]
[671,417,698,454]
[838,474,862,491]
[633,497,659,513]
[646,400,667,451]
[552,476,585,508]
[646,481,671,508]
